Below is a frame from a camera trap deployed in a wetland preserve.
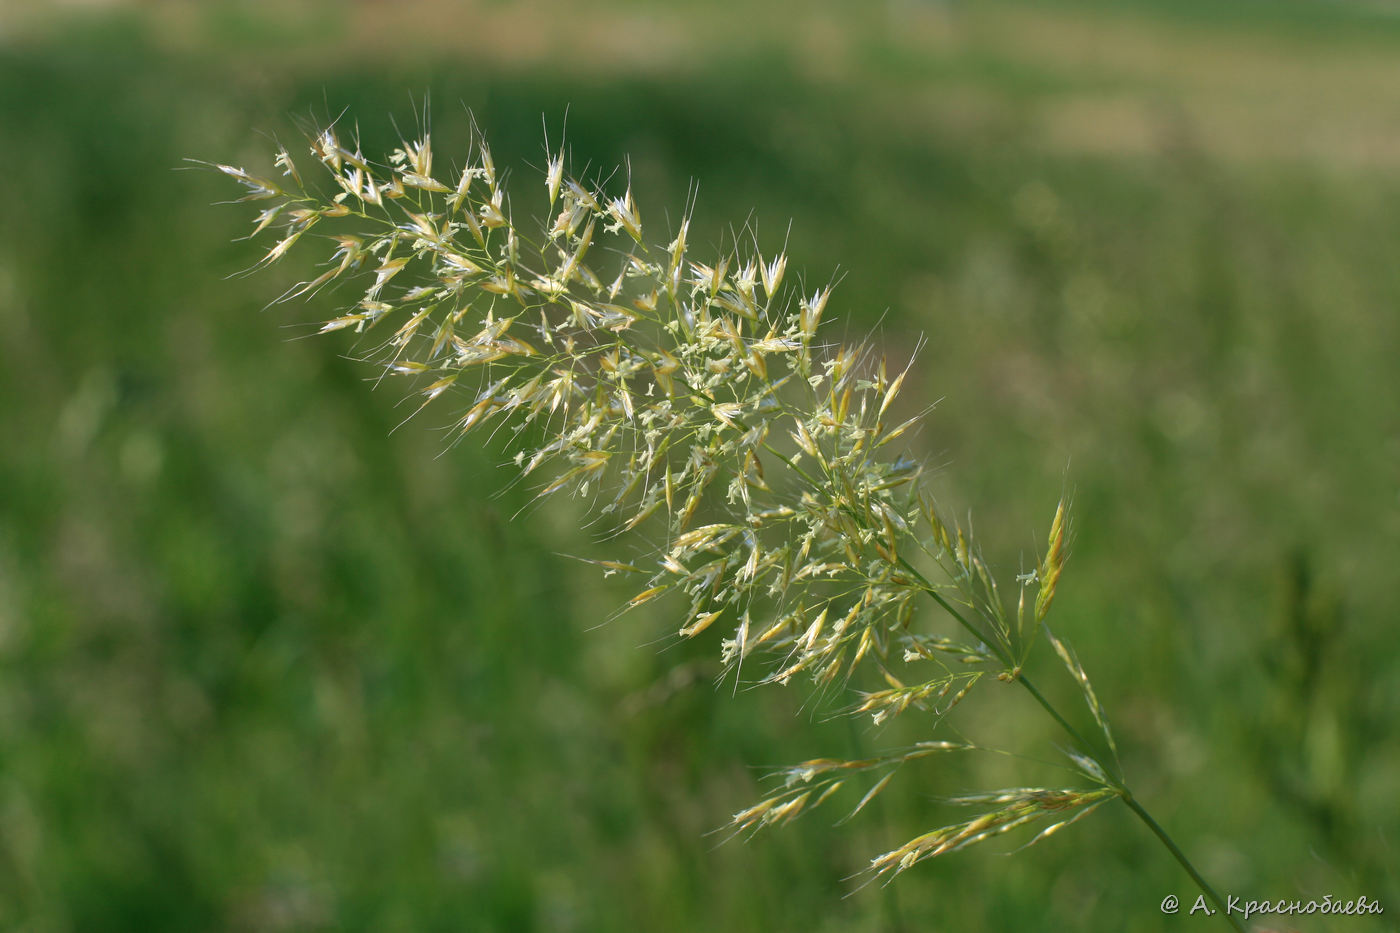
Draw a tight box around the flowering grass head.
[205,116,1238,921]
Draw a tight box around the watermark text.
[1160,893,1384,920]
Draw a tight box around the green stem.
[1017,656,1241,931]
[1014,674,1097,765]
[1120,793,1246,933]
[906,579,1240,930]
[1023,673,1242,931]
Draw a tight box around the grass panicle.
[209,117,1243,927]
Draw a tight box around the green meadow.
[0,1,1395,929]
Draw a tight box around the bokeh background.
[1,0,1397,930]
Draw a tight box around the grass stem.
[910,583,1239,931]
[1120,793,1246,932]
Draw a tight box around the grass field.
[1,1,1396,930]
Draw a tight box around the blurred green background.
[1,0,1396,930]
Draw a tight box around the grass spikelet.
[1035,495,1068,624]
[868,786,1117,881]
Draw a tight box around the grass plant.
[209,115,1252,928]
